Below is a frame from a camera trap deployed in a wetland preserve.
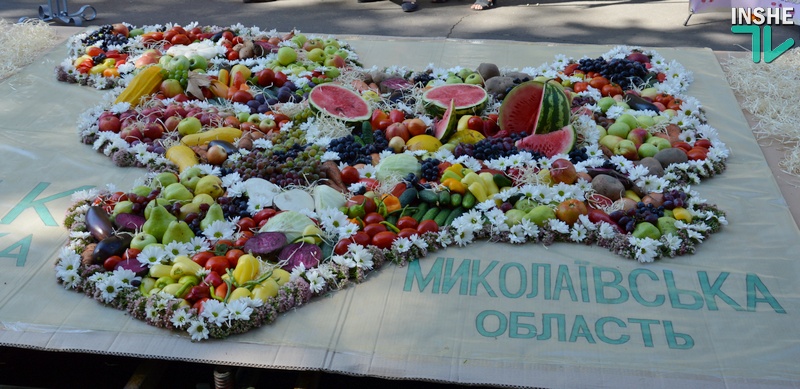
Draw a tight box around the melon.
[515,125,576,158]
[498,80,570,135]
[433,99,458,142]
[422,83,488,117]
[308,83,371,123]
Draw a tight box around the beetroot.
[243,232,287,257]
[115,258,148,277]
[278,242,321,271]
[114,213,146,231]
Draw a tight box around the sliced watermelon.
[422,84,488,117]
[308,83,371,123]
[433,99,458,142]
[514,125,576,158]
[498,80,570,135]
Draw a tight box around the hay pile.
[0,19,60,81]
[723,49,800,176]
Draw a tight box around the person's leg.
[470,0,495,10]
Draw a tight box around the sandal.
[402,1,418,12]
[470,0,494,10]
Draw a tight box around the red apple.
[120,125,144,143]
[206,145,228,165]
[555,199,588,225]
[385,122,410,142]
[388,109,405,124]
[483,117,500,137]
[255,68,275,87]
[626,128,649,148]
[142,122,165,140]
[98,114,121,133]
[112,23,129,38]
[159,79,183,98]
[163,116,182,132]
[467,116,484,133]
[549,158,578,185]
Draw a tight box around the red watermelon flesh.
[515,125,577,158]
[422,84,488,116]
[308,83,371,122]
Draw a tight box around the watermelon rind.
[422,84,488,117]
[497,80,570,135]
[514,124,576,158]
[308,83,372,123]
[433,99,458,142]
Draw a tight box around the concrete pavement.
[1,0,797,51]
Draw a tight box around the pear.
[180,167,204,191]
[112,200,134,219]
[162,220,195,244]
[504,209,527,227]
[524,205,556,227]
[143,204,177,242]
[131,185,153,198]
[163,182,193,202]
[200,203,225,232]
[657,216,679,236]
[194,175,225,199]
[144,198,170,219]
[192,193,216,205]
[152,172,179,189]
[633,222,662,240]
[179,202,202,220]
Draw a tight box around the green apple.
[152,172,179,189]
[291,33,307,47]
[597,96,616,113]
[607,122,631,138]
[177,116,202,136]
[613,139,639,160]
[637,143,659,159]
[277,46,297,66]
[632,222,662,240]
[615,101,630,110]
[237,111,251,123]
[323,45,338,56]
[456,68,473,80]
[596,124,607,139]
[524,205,556,227]
[617,113,638,130]
[599,134,624,151]
[640,87,658,99]
[323,38,339,49]
[334,49,349,60]
[324,67,340,79]
[646,136,672,151]
[657,216,678,236]
[504,209,527,227]
[167,55,190,71]
[307,48,325,63]
[158,54,173,68]
[635,115,655,128]
[130,232,158,250]
[131,185,153,198]
[445,75,463,84]
[188,55,207,71]
[514,198,537,213]
[464,73,484,85]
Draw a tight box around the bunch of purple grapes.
[662,189,688,209]
[609,202,665,233]
[125,188,160,215]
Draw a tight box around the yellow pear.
[194,175,224,199]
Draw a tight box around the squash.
[114,65,164,107]
[181,127,243,147]
[165,144,199,173]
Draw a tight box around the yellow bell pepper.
[467,182,488,203]
[170,256,202,278]
[233,254,261,285]
[441,178,466,195]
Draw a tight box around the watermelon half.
[422,83,488,117]
[433,99,458,142]
[308,83,371,123]
[497,80,570,135]
[514,125,576,158]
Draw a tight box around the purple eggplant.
[91,234,133,264]
[86,206,113,241]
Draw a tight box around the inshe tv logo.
[731,7,795,63]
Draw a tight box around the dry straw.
[0,19,60,81]
[723,48,800,176]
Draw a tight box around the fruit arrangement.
[55,24,728,341]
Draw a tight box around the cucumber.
[438,190,451,208]
[398,187,419,207]
[433,208,452,226]
[421,207,440,222]
[450,193,462,208]
[412,202,430,221]
[418,189,439,205]
[444,207,465,226]
[462,192,477,209]
[385,213,399,226]
[493,173,513,189]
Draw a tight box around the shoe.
[402,1,418,12]
[358,0,383,3]
[470,0,494,10]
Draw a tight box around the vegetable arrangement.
[55,23,727,341]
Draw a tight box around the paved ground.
[1,0,797,51]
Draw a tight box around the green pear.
[163,182,193,203]
[179,203,202,220]
[597,96,616,113]
[144,198,170,219]
[131,185,153,198]
[112,200,134,219]
[632,222,662,240]
[180,166,203,183]
[200,203,225,232]
[162,220,195,244]
[152,172,179,189]
[524,205,556,227]
[504,209,527,227]
[143,204,177,242]
[192,193,216,205]
[657,216,679,236]
[514,198,537,213]
[194,175,224,199]
[617,113,638,130]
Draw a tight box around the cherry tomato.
[417,220,439,235]
[192,251,214,267]
[122,248,141,261]
[667,99,683,110]
[205,256,230,275]
[232,36,244,45]
[467,116,484,133]
[334,238,352,255]
[340,166,360,185]
[163,30,178,43]
[398,228,419,239]
[171,34,191,46]
[221,31,234,41]
[694,139,712,149]
[86,46,104,56]
[601,83,623,97]
[253,208,277,225]
[358,178,380,191]
[215,239,235,249]
[671,141,692,152]
[371,231,397,250]
[234,234,251,248]
[351,231,371,246]
[225,249,245,266]
[103,255,123,272]
[273,71,288,87]
[572,82,589,93]
[396,216,418,230]
[588,76,610,90]
[563,63,580,76]
[687,147,708,161]
[363,212,384,225]
[363,223,388,237]
[237,217,256,233]
[227,50,239,61]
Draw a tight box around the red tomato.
[232,36,244,45]
[221,31,234,41]
[358,178,380,191]
[363,223,388,237]
[694,139,712,149]
[334,238,351,255]
[363,212,384,225]
[572,82,589,93]
[215,239,235,249]
[163,30,178,43]
[388,109,405,123]
[234,234,251,248]
[601,83,623,97]
[589,76,610,90]
[227,50,239,61]
[171,34,191,45]
[253,208,277,224]
[205,256,230,275]
[371,231,397,250]
[417,220,439,234]
[104,255,123,272]
[396,216,418,230]
[467,116,484,133]
[398,228,419,239]
[340,166,360,185]
[86,46,104,56]
[273,71,288,87]
[563,63,580,76]
[687,147,708,161]
[667,99,683,110]
[237,217,256,233]
[192,251,214,267]
[122,248,141,261]
[671,141,692,152]
[225,249,245,266]
[351,231,371,246]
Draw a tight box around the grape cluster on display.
[81,25,129,51]
[326,130,389,165]
[578,57,648,89]
[420,158,441,181]
[454,133,528,160]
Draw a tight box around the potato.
[591,174,626,201]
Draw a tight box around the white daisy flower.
[203,220,236,242]
[171,308,191,328]
[226,299,254,321]
[392,237,413,253]
[200,299,229,326]
[138,244,168,266]
[186,319,209,341]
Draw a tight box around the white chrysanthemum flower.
[610,155,633,173]
[97,278,123,303]
[316,263,336,280]
[332,254,357,269]
[663,234,682,251]
[518,219,539,237]
[358,165,377,179]
[112,268,140,287]
[247,195,273,214]
[320,151,340,162]
[171,308,191,328]
[187,319,209,341]
[578,214,596,231]
[59,270,81,289]
[88,271,109,284]
[226,299,254,321]
[318,207,352,231]
[305,270,326,293]
[203,220,236,242]
[453,228,475,247]
[138,244,168,266]
[201,299,229,326]
[436,230,453,246]
[570,224,588,242]
[508,224,528,244]
[548,218,570,234]
[164,241,191,260]
[187,236,211,255]
[626,165,650,182]
[629,236,661,263]
[392,237,413,253]
[349,244,374,270]
[410,234,428,249]
[597,222,617,239]
[337,222,359,240]
[605,105,625,119]
[290,262,308,281]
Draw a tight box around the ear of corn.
[114,65,164,107]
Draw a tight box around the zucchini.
[438,190,451,208]
[412,202,430,221]
[398,187,419,207]
[493,173,513,189]
[418,189,439,205]
[450,193,462,208]
[421,207,440,222]
[444,207,465,226]
[433,208,452,226]
[462,192,477,209]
